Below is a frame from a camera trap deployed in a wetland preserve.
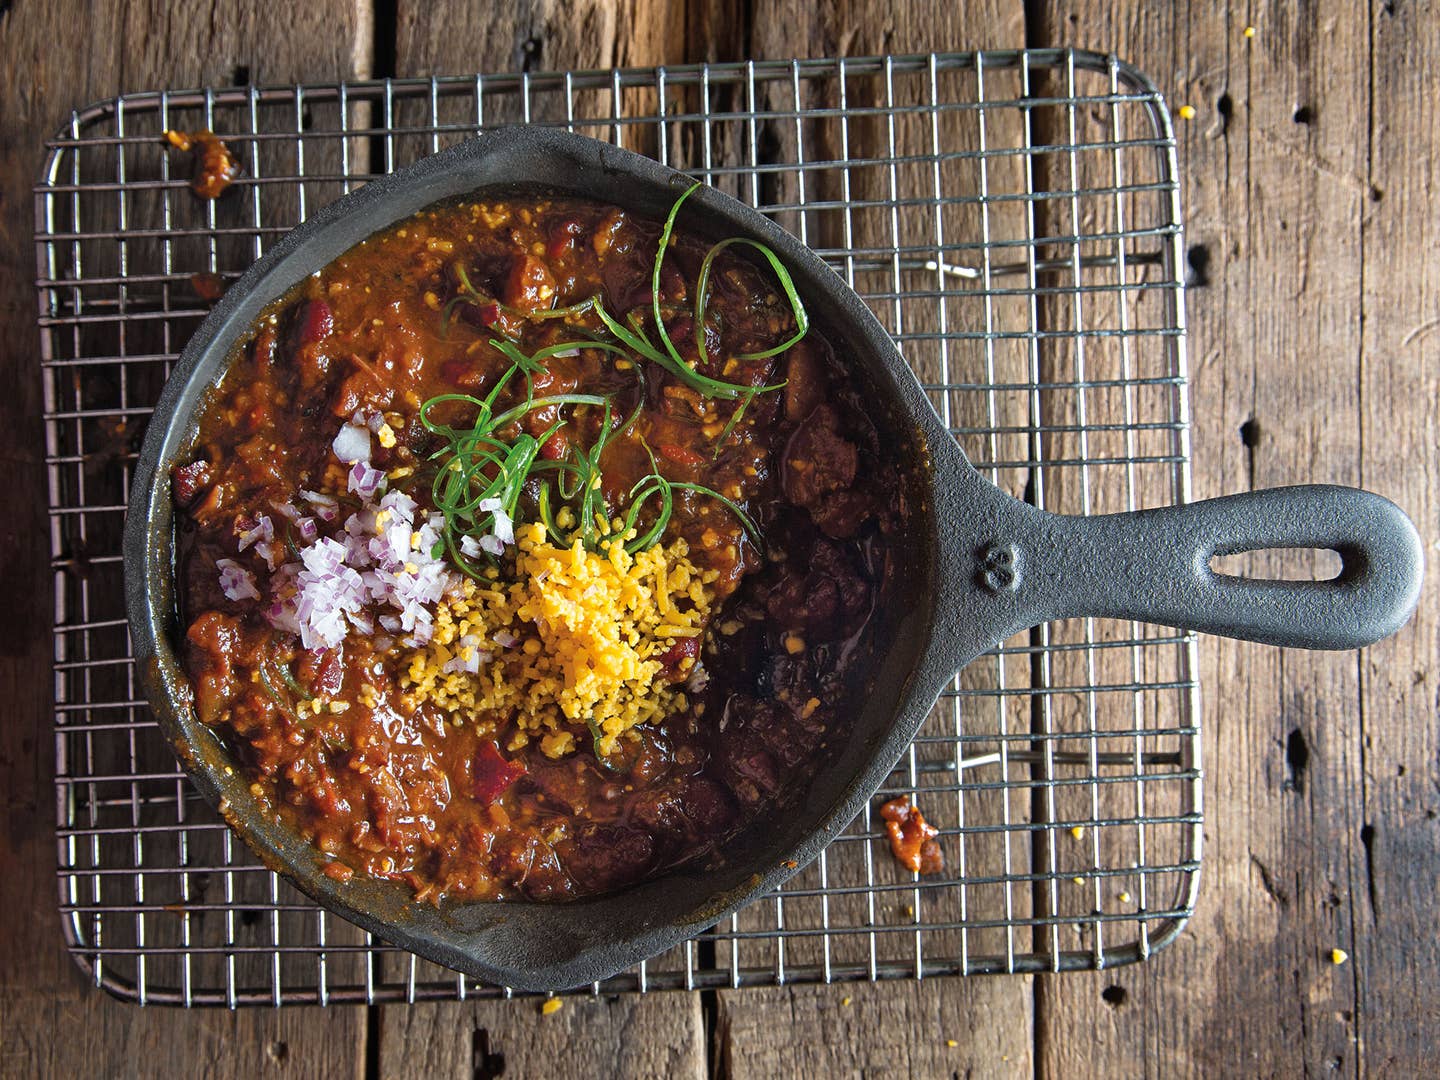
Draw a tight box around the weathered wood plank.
[0,2,371,1077]
[378,992,706,1079]
[5,3,1433,1077]
[720,981,1029,1079]
[1356,1,1440,1075]
[1030,2,1422,1077]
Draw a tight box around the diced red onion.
[478,533,505,557]
[301,489,340,523]
[491,508,514,546]
[492,629,518,648]
[332,423,371,464]
[253,475,462,652]
[348,460,385,498]
[237,513,274,552]
[459,535,483,559]
[254,540,282,571]
[442,646,491,676]
[478,497,503,513]
[352,407,386,433]
[216,558,260,602]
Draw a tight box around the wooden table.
[2,2,1434,1076]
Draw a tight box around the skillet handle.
[994,485,1424,650]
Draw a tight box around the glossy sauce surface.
[177,192,900,901]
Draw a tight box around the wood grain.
[1355,1,1440,1074]
[379,992,705,1079]
[1030,2,1437,1077]
[0,2,371,1078]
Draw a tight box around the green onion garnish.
[419,179,818,569]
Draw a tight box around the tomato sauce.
[175,192,900,901]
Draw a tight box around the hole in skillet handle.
[943,482,1424,653]
[1210,548,1344,582]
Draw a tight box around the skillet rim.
[123,124,981,990]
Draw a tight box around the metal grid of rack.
[37,50,1201,1006]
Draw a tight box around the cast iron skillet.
[125,125,1424,992]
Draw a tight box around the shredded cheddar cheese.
[400,522,717,758]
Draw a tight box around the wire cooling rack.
[36,50,1201,1006]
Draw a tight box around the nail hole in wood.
[520,36,543,73]
[1185,244,1211,288]
[1285,728,1310,793]
[473,1027,506,1080]
[1101,984,1127,1007]
[1239,418,1260,447]
[231,65,251,87]
[1292,105,1314,124]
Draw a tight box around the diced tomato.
[297,645,345,699]
[546,217,584,261]
[657,442,707,467]
[539,426,571,461]
[656,635,700,681]
[298,298,334,344]
[472,742,526,805]
[502,254,556,312]
[472,300,503,326]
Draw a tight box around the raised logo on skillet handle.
[978,541,1021,593]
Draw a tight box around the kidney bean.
[297,298,334,345]
[657,442,707,468]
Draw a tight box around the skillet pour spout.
[125,125,1425,992]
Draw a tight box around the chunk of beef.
[557,824,656,894]
[783,404,858,507]
[783,341,828,422]
[714,696,825,807]
[502,254,557,312]
[185,610,243,724]
[172,459,214,509]
[764,539,872,635]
